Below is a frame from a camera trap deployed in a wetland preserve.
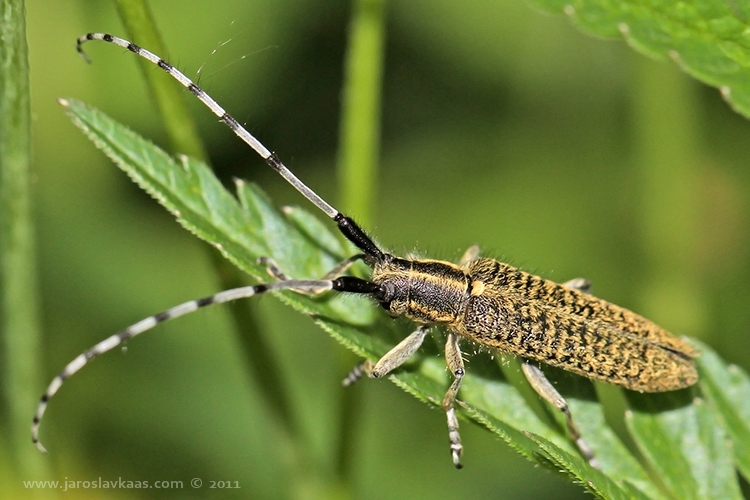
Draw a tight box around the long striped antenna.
[75,33,383,260]
[32,32,393,453]
[32,276,380,453]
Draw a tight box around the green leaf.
[692,339,750,481]
[527,432,653,500]
[464,403,652,500]
[531,0,750,118]
[625,385,742,499]
[63,97,744,499]
[541,369,665,499]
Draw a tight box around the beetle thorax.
[372,256,470,325]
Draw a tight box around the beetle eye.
[374,282,394,308]
[382,283,395,302]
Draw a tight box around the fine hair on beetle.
[32,33,700,469]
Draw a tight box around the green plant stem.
[337,0,386,228]
[334,0,387,488]
[114,0,207,160]
[114,0,298,449]
[0,0,47,480]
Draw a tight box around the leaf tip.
[58,98,70,107]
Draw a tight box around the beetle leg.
[458,245,481,267]
[342,325,430,387]
[563,277,591,293]
[257,254,366,292]
[521,361,600,468]
[443,330,465,469]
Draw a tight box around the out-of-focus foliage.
[6,0,750,498]
[534,0,750,117]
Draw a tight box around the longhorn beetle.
[32,33,700,469]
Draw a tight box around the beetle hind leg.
[458,245,481,267]
[521,361,600,468]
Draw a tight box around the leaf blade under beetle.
[692,339,750,482]
[625,386,741,500]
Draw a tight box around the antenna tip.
[31,436,48,454]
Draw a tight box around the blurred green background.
[6,0,750,498]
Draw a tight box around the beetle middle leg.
[442,330,465,468]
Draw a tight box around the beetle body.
[373,254,698,393]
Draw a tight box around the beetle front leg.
[342,325,430,386]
